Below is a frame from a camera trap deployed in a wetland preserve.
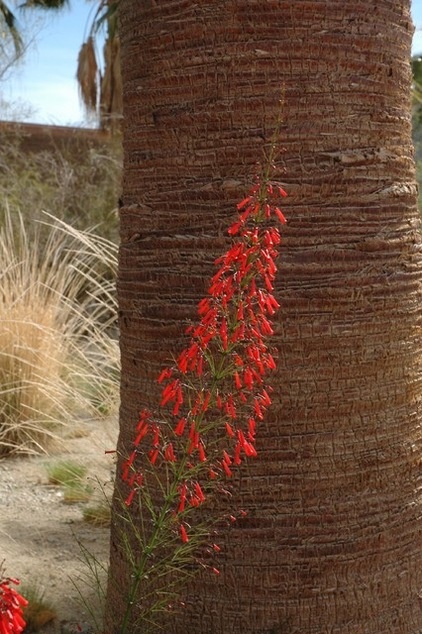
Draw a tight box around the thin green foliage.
[71,538,108,634]
[111,476,217,634]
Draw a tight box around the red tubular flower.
[125,489,135,507]
[133,422,149,447]
[201,391,211,413]
[191,395,202,416]
[243,367,254,390]
[243,441,257,458]
[224,395,236,419]
[238,391,247,404]
[196,307,217,328]
[174,417,187,436]
[170,383,184,415]
[253,398,264,420]
[127,473,137,487]
[260,389,272,407]
[221,449,233,477]
[194,481,205,503]
[237,428,247,445]
[275,207,287,224]
[160,379,183,410]
[248,418,256,438]
[136,409,151,430]
[178,343,201,374]
[157,368,173,384]
[160,382,174,407]
[180,524,189,543]
[190,494,201,507]
[151,425,160,448]
[264,274,274,292]
[233,354,244,367]
[249,278,257,298]
[237,195,252,210]
[198,443,207,462]
[164,443,176,462]
[265,294,280,315]
[225,422,235,438]
[122,450,137,482]
[239,206,252,223]
[250,367,264,384]
[231,323,245,343]
[264,353,276,370]
[188,431,201,455]
[178,483,187,513]
[219,318,228,351]
[210,266,225,287]
[196,355,204,376]
[149,448,159,465]
[233,442,242,465]
[177,351,189,373]
[198,328,216,348]
[197,297,211,316]
[0,579,27,634]
[258,315,274,335]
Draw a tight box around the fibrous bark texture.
[107,1,422,632]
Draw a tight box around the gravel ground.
[0,417,118,633]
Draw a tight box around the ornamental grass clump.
[46,460,92,504]
[116,137,287,632]
[19,583,56,632]
[0,209,119,456]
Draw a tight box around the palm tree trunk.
[106,1,422,632]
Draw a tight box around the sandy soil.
[0,417,118,633]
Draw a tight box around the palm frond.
[0,1,23,53]
[90,0,119,38]
[19,0,70,9]
[77,36,99,114]
[100,33,122,130]
[76,0,122,130]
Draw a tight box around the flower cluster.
[0,577,27,634]
[122,172,287,544]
